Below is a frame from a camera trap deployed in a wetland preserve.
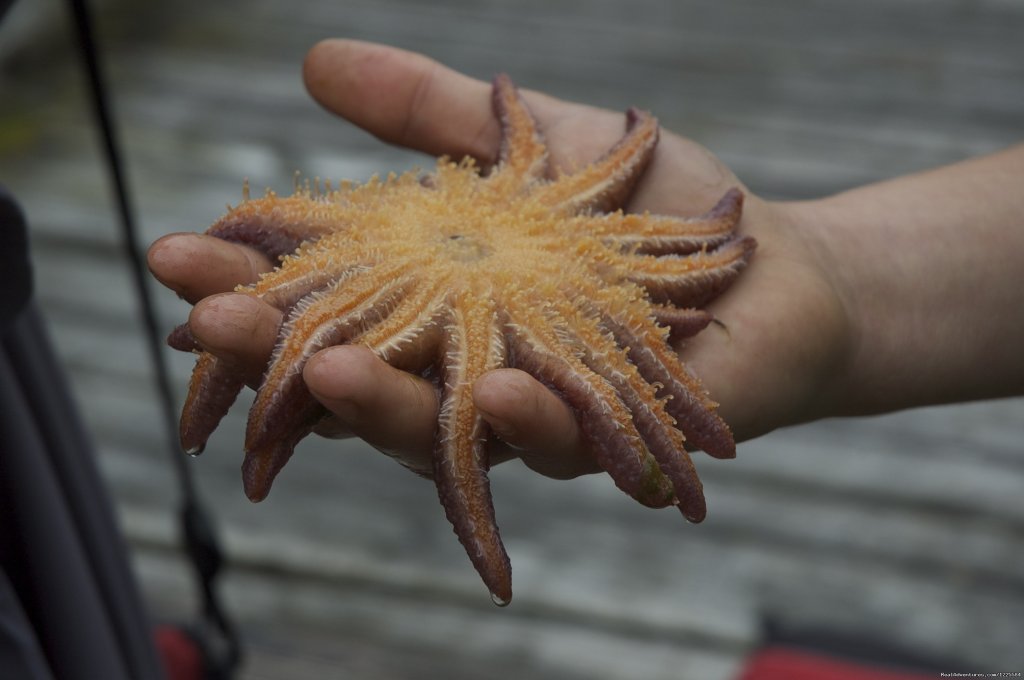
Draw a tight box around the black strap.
[64,1,240,676]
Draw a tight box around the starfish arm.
[532,108,659,215]
[505,303,675,508]
[552,298,706,521]
[167,322,200,351]
[250,254,369,311]
[615,235,757,307]
[207,194,351,261]
[485,74,549,191]
[179,352,246,455]
[243,265,417,500]
[596,301,735,460]
[241,401,325,503]
[651,305,714,343]
[433,299,512,605]
[588,188,745,255]
[356,282,449,372]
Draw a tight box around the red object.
[154,625,206,680]
[738,647,939,680]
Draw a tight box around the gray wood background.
[2,0,1022,677]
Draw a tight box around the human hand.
[148,39,850,478]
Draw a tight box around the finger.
[188,293,283,386]
[148,232,275,304]
[472,369,598,480]
[303,39,495,160]
[303,345,439,473]
[301,39,624,168]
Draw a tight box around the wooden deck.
[2,0,1023,677]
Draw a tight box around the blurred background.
[1,0,1023,678]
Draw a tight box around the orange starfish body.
[175,76,755,605]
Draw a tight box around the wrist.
[776,149,1024,413]
[759,195,861,421]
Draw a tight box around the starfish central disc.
[443,234,494,262]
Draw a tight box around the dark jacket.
[1,185,163,679]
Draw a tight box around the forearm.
[789,144,1024,415]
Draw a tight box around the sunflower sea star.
[173,75,755,605]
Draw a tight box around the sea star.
[172,75,755,605]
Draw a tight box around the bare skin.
[148,39,1024,478]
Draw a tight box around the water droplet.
[184,446,203,457]
[490,591,511,607]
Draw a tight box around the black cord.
[64,0,240,676]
